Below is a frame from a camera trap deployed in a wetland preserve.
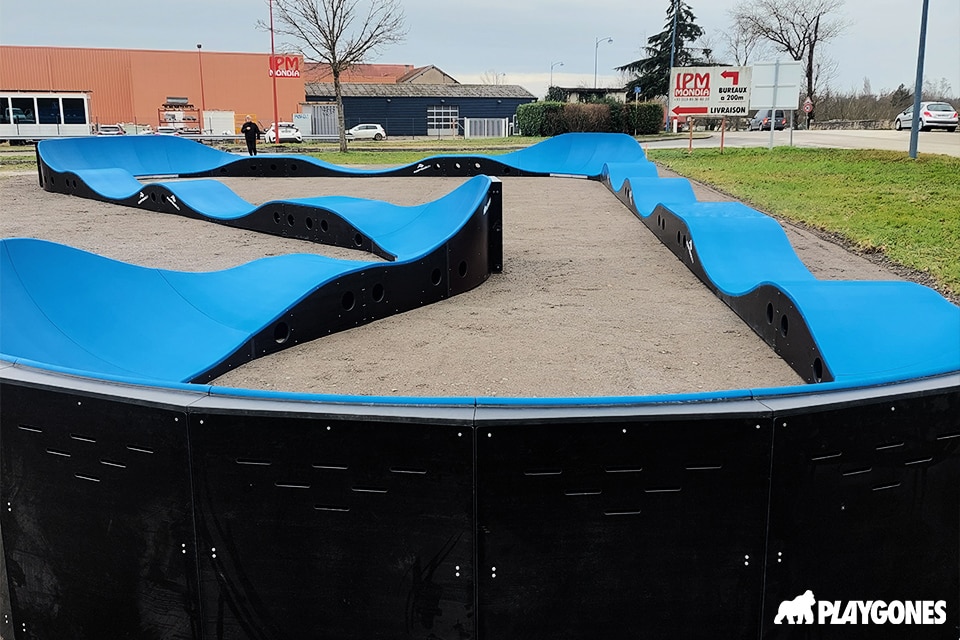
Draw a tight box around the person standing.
[240,115,262,156]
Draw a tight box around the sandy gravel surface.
[0,165,905,399]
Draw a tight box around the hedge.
[516,101,664,136]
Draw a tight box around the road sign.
[750,60,802,110]
[669,66,752,118]
[803,97,814,113]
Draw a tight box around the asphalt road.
[644,128,960,157]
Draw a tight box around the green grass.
[647,147,960,298]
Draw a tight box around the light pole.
[269,0,280,145]
[196,44,206,126]
[550,61,563,88]
[908,0,930,159]
[594,37,613,89]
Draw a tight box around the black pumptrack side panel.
[475,415,774,640]
[761,387,960,640]
[644,204,832,384]
[194,156,550,179]
[0,381,199,640]
[189,411,475,640]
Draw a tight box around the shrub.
[516,101,568,137]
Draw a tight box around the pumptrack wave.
[6,132,959,399]
[3,173,503,383]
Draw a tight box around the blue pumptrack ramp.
[1,175,503,383]
[603,165,960,386]
[37,132,657,182]
[8,132,958,395]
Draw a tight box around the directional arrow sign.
[720,70,741,85]
[670,66,752,118]
[672,106,709,116]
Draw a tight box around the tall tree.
[268,0,406,152]
[616,1,708,101]
[729,0,847,108]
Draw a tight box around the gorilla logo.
[775,590,816,624]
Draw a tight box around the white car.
[894,102,958,132]
[346,123,387,141]
[265,122,303,143]
[96,124,126,136]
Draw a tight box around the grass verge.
[647,147,960,299]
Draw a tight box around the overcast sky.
[2,0,958,102]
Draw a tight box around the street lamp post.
[594,37,613,89]
[269,0,280,145]
[196,44,206,129]
[550,61,564,88]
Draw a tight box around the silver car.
[894,102,958,132]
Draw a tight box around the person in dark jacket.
[240,115,262,156]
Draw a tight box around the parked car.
[893,102,958,132]
[2,107,32,124]
[346,123,387,141]
[265,122,302,143]
[96,124,126,136]
[748,109,788,131]
[155,126,182,135]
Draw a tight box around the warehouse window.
[10,98,36,124]
[62,98,88,124]
[37,98,61,124]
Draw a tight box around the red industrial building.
[0,45,305,131]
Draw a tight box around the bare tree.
[721,22,771,66]
[267,0,406,151]
[480,70,507,85]
[729,0,847,108]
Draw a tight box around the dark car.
[748,109,788,131]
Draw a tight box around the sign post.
[749,60,802,148]
[668,66,752,147]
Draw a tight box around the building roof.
[396,65,458,84]
[304,63,416,84]
[305,83,537,100]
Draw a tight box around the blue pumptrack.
[3,173,503,383]
[5,133,958,397]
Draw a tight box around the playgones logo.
[774,591,947,625]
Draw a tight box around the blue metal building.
[304,83,537,137]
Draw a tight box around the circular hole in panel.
[353,233,363,247]
[150,192,157,201]
[503,167,511,174]
[270,163,278,171]
[341,291,355,311]
[273,211,281,224]
[372,283,385,302]
[766,303,774,324]
[249,164,257,171]
[305,217,313,230]
[682,234,688,247]
[431,268,442,286]
[320,219,329,232]
[286,214,295,227]
[219,167,227,174]
[812,357,824,383]
[676,230,682,245]
[290,163,298,172]
[780,314,789,337]
[273,322,290,344]
[458,260,468,278]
